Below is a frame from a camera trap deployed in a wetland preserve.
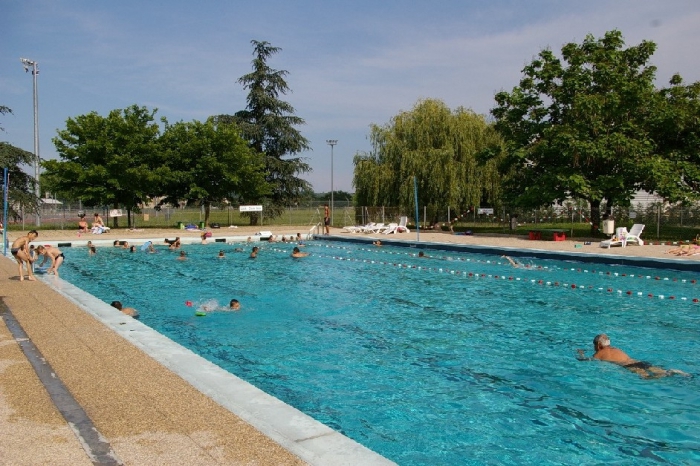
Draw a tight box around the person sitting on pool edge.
[577,334,689,378]
[110,300,140,319]
[229,299,241,311]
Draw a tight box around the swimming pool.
[55,240,700,464]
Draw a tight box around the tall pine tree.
[219,40,312,224]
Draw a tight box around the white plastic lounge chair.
[600,227,627,248]
[345,222,375,233]
[342,223,370,233]
[363,223,385,234]
[383,216,410,234]
[381,223,399,234]
[625,224,645,246]
[599,224,645,248]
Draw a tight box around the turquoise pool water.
[56,241,700,465]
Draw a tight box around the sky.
[3,0,700,194]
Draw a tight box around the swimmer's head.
[110,300,123,310]
[593,334,610,349]
[293,247,300,253]
[229,299,240,310]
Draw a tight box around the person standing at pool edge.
[324,204,330,235]
[577,334,689,378]
[10,230,38,281]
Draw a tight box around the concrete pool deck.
[1,226,698,464]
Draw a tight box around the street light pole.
[326,140,337,227]
[20,57,41,226]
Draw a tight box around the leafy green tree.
[45,105,161,227]
[0,106,13,131]
[159,118,270,225]
[218,40,312,225]
[490,30,680,233]
[644,75,700,203]
[1,143,39,221]
[353,98,503,221]
[1,106,39,221]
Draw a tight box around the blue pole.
[2,168,8,256]
[413,176,420,242]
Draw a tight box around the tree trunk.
[204,202,211,227]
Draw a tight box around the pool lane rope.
[267,245,700,304]
[314,243,700,289]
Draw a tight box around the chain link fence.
[8,200,700,240]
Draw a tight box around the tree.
[490,30,673,233]
[1,142,39,221]
[353,98,503,221]
[159,118,270,225]
[218,40,312,224]
[643,75,700,203]
[45,105,162,227]
[1,106,39,221]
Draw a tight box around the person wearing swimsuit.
[36,245,65,277]
[577,334,689,378]
[10,230,38,281]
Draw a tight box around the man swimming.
[577,334,689,378]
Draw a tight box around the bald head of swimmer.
[593,334,610,351]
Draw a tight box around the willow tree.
[353,98,503,221]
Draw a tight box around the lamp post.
[326,139,337,227]
[20,57,41,226]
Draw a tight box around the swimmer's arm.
[576,349,592,361]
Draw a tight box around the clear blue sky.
[3,1,700,193]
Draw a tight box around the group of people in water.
[8,228,692,379]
